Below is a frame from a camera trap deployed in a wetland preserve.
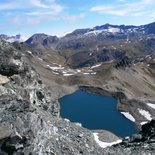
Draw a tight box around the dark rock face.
[25,33,59,48]
[43,36,59,47]
[24,33,59,58]
[140,120,155,140]
[0,40,57,154]
[25,33,48,45]
[0,43,26,76]
[115,56,131,69]
[144,22,155,34]
[125,120,155,143]
[112,120,155,154]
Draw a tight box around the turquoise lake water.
[59,90,137,137]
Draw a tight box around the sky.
[0,0,155,37]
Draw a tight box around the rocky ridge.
[22,22,155,68]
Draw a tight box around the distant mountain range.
[1,21,155,68]
[0,31,155,155]
[0,34,27,43]
[24,21,155,47]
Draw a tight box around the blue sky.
[0,0,155,37]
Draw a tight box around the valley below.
[28,48,155,128]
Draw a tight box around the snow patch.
[15,130,23,139]
[84,27,120,36]
[38,58,43,61]
[45,63,99,77]
[64,118,70,122]
[52,71,59,75]
[147,103,155,109]
[121,112,135,122]
[63,73,74,76]
[84,30,105,36]
[46,65,64,71]
[76,69,81,73]
[108,27,120,33]
[140,121,148,125]
[90,63,102,69]
[138,108,152,121]
[75,122,82,127]
[27,51,32,54]
[91,72,97,75]
[93,133,122,148]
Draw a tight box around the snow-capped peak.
[84,26,121,36]
[107,27,120,33]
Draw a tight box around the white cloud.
[123,0,154,11]
[143,0,154,4]
[51,4,63,13]
[29,0,63,13]
[8,16,21,25]
[26,3,63,16]
[90,0,154,17]
[30,0,57,9]
[26,1,63,16]
[0,0,63,11]
[30,0,49,8]
[117,0,127,2]
[26,10,61,16]
[151,12,155,17]
[90,6,127,16]
[125,0,155,17]
[0,2,19,10]
[1,0,63,27]
[131,11,148,17]
[27,17,41,25]
[62,13,86,22]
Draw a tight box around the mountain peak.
[25,33,59,50]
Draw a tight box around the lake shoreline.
[59,89,137,138]
[78,85,154,130]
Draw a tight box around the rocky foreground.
[0,40,155,154]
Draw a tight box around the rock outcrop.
[112,120,155,155]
